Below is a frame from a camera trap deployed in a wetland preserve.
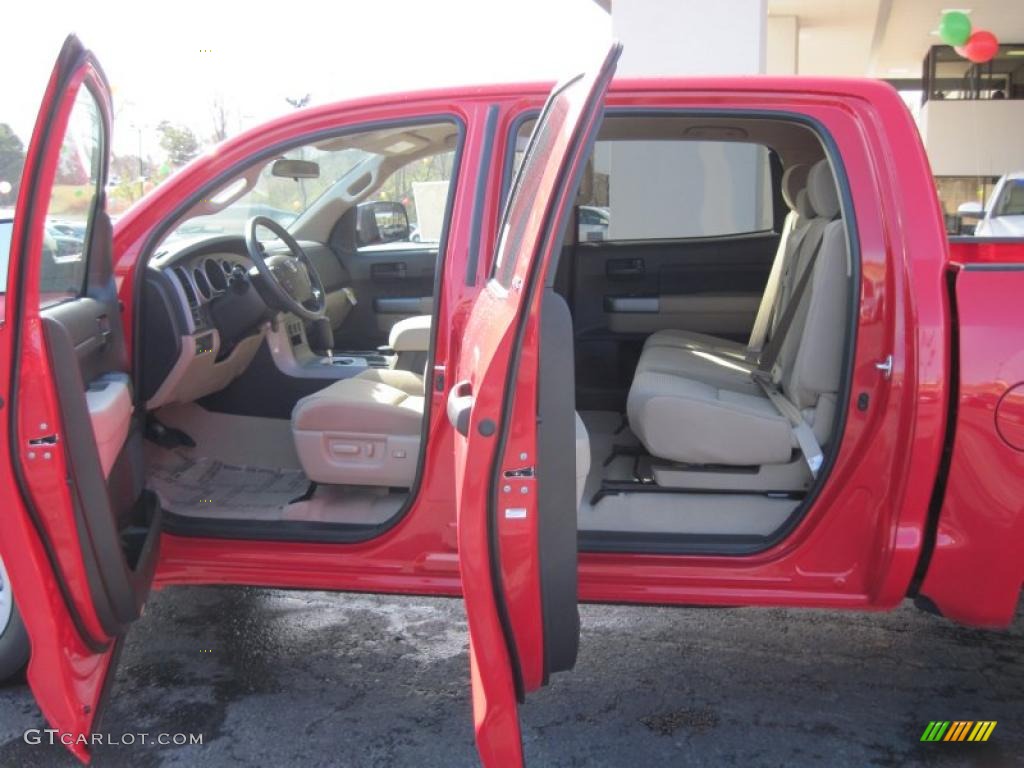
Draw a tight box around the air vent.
[173,267,198,307]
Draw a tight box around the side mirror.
[356,201,410,247]
[957,201,984,219]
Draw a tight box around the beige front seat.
[291,315,431,487]
[292,376,425,487]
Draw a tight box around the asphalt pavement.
[1,586,1021,767]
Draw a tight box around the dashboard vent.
[172,267,198,307]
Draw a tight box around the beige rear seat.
[627,159,848,469]
[643,162,813,361]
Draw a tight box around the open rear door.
[448,43,620,767]
[0,36,160,762]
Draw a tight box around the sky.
[2,0,611,159]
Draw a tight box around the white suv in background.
[959,172,1024,237]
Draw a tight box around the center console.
[269,316,398,381]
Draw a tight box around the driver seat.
[290,316,430,487]
[291,374,425,487]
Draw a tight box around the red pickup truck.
[1,36,1022,766]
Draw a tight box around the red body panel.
[917,263,1024,626]
[0,43,117,763]
[5,60,1023,768]
[137,78,966,621]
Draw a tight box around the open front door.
[0,36,160,762]
[449,43,620,767]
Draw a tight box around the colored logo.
[921,721,997,742]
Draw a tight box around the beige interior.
[289,316,432,487]
[86,372,133,478]
[388,314,431,352]
[574,412,590,510]
[145,328,265,411]
[291,374,425,487]
[627,159,848,470]
[145,402,408,524]
[575,411,798,534]
[606,293,761,336]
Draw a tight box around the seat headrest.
[807,160,840,220]
[781,164,810,211]
[795,189,814,220]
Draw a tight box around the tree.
[210,95,229,144]
[0,123,26,205]
[157,121,200,167]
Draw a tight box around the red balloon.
[962,30,999,64]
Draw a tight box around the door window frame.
[498,105,864,556]
[132,114,467,545]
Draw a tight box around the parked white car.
[958,172,1024,237]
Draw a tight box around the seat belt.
[756,229,825,378]
[750,226,828,477]
[746,212,805,360]
[752,373,825,477]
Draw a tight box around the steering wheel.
[244,216,327,322]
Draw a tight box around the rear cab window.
[508,117,776,244]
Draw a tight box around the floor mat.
[146,448,311,520]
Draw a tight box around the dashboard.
[140,236,272,409]
[139,234,358,411]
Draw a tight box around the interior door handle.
[97,314,112,343]
[371,262,407,280]
[446,380,474,437]
[606,258,645,278]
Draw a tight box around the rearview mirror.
[957,201,984,218]
[271,158,320,179]
[357,201,411,247]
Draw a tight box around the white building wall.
[766,15,799,75]
[608,0,768,241]
[920,100,1024,177]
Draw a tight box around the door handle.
[97,314,112,343]
[446,380,474,437]
[371,262,408,280]
[606,257,645,279]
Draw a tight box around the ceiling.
[767,0,1024,77]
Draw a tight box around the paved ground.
[1,587,1021,767]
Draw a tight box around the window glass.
[364,151,454,247]
[994,178,1024,217]
[162,126,457,251]
[934,176,999,234]
[165,145,372,244]
[493,89,572,288]
[0,219,11,293]
[39,87,102,307]
[512,122,774,243]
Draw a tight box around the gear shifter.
[309,317,335,364]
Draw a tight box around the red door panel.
[0,35,151,763]
[451,43,620,767]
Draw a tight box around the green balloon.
[939,11,971,47]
